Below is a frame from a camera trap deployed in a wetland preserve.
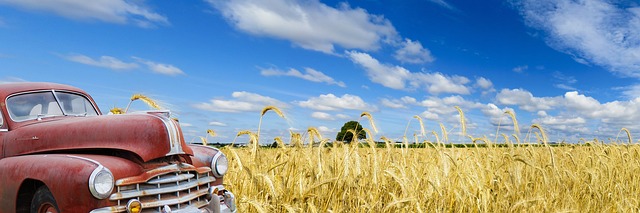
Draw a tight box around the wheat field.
[214,107,640,213]
[221,142,640,212]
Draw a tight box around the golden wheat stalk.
[415,115,426,137]
[207,129,216,137]
[125,94,161,113]
[404,115,426,141]
[199,136,207,146]
[360,112,378,133]
[109,107,125,114]
[307,127,323,147]
[530,124,548,144]
[505,110,520,135]
[289,130,302,147]
[454,106,466,137]
[617,128,632,144]
[439,123,448,143]
[274,137,287,149]
[257,105,286,144]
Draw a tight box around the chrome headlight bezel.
[211,151,228,178]
[89,166,114,199]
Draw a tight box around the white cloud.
[555,84,577,91]
[317,126,335,133]
[0,76,26,83]
[496,88,562,112]
[179,123,193,127]
[311,112,335,120]
[420,111,439,120]
[563,91,601,113]
[512,65,528,73]
[336,114,351,119]
[380,98,406,109]
[347,51,471,94]
[394,39,435,64]
[260,67,345,87]
[193,91,288,113]
[616,84,640,100]
[209,121,228,127]
[133,57,185,76]
[427,0,457,11]
[480,103,516,126]
[0,0,168,27]
[475,77,496,95]
[475,77,493,89]
[346,50,410,89]
[552,71,577,90]
[532,115,589,134]
[208,0,397,53]
[298,93,375,111]
[516,0,640,77]
[63,54,139,70]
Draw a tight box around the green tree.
[336,121,366,142]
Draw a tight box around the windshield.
[6,91,98,122]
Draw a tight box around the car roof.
[0,82,87,99]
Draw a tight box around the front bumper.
[162,190,237,213]
[91,188,236,213]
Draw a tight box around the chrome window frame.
[5,89,99,122]
[0,107,6,132]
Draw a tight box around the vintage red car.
[0,82,236,213]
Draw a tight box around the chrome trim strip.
[147,111,184,156]
[110,176,215,200]
[147,173,196,184]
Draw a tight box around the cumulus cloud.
[515,0,640,77]
[260,67,345,87]
[63,54,139,70]
[480,103,516,127]
[496,88,562,112]
[380,98,407,109]
[208,0,397,53]
[193,91,288,113]
[532,115,589,134]
[475,77,496,94]
[298,93,376,111]
[0,0,168,27]
[133,57,185,76]
[494,88,640,132]
[394,39,435,64]
[347,51,471,94]
[311,112,335,120]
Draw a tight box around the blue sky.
[1,0,640,144]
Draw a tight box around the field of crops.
[205,107,640,212]
[221,142,640,212]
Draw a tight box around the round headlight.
[212,152,228,177]
[89,166,114,199]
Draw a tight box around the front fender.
[0,154,143,212]
[189,145,225,185]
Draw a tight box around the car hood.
[3,112,193,162]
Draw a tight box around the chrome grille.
[108,163,215,213]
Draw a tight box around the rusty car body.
[0,82,236,213]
